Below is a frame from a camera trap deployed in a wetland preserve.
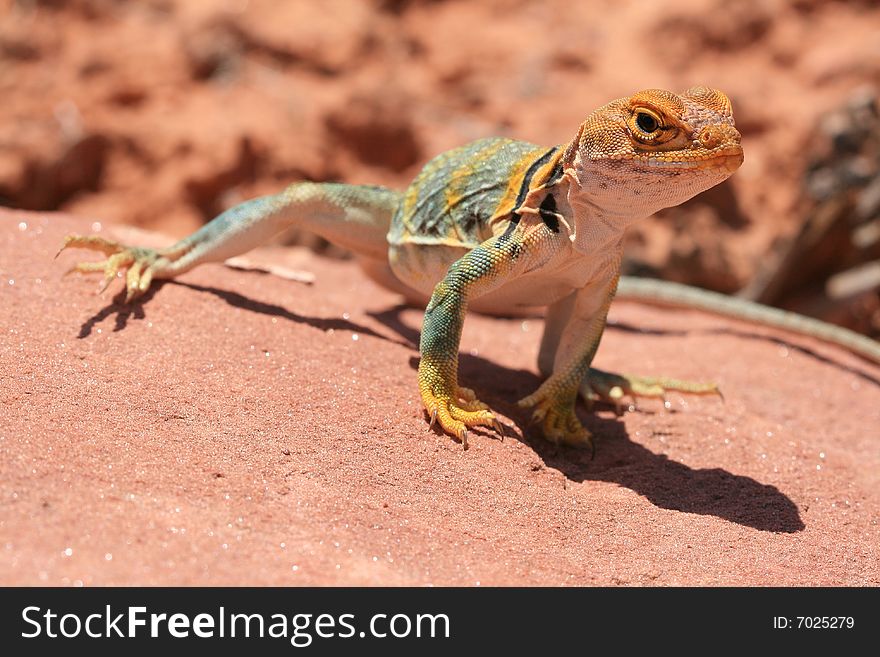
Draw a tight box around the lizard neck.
[563,174,635,256]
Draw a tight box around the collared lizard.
[59,86,880,450]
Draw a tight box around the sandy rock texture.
[2,209,878,585]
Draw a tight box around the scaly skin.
[60,86,876,450]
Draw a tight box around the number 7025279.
[773,617,855,629]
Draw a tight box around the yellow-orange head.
[564,86,743,223]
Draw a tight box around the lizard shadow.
[367,303,421,349]
[173,281,411,346]
[530,417,806,534]
[77,280,410,348]
[77,290,804,534]
[454,355,805,534]
[372,303,803,535]
[76,281,161,338]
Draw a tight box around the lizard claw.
[519,386,595,450]
[59,234,165,302]
[419,371,500,448]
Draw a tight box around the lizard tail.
[616,276,880,365]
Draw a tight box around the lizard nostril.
[698,125,741,149]
[699,128,718,148]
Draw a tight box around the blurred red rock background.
[2,0,879,334]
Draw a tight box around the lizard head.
[564,86,743,223]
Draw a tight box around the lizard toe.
[583,367,721,412]
[519,386,594,450]
[60,234,164,302]
[421,386,500,448]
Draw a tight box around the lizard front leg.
[418,235,535,448]
[521,270,620,450]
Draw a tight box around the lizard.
[58,86,880,451]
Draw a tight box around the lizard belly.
[476,253,607,311]
[389,241,614,313]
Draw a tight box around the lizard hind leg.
[58,182,402,303]
[58,234,177,302]
[582,367,722,412]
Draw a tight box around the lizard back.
[388,137,562,249]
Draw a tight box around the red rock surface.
[2,209,879,585]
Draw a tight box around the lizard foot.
[518,388,593,454]
[58,234,167,302]
[420,383,502,450]
[582,367,721,413]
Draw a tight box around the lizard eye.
[634,109,661,136]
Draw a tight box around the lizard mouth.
[638,146,744,173]
[710,147,744,173]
